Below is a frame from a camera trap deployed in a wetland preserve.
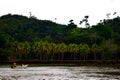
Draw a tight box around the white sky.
[0,0,120,27]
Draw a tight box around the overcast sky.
[0,0,120,27]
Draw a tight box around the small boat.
[11,64,28,69]
[21,64,28,68]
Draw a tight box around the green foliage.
[91,44,103,60]
[0,31,10,48]
[0,14,120,61]
[67,19,77,29]
[0,14,68,42]
[80,15,90,28]
[91,23,112,40]
[78,44,90,60]
[101,41,119,60]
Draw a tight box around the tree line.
[0,14,120,61]
[0,41,119,61]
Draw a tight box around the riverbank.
[0,60,120,68]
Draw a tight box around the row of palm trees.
[8,41,120,60]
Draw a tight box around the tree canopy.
[0,14,120,61]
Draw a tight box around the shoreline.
[0,60,120,68]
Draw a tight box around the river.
[0,66,120,80]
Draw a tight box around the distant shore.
[0,60,120,68]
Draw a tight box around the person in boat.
[13,62,16,67]
[11,62,16,68]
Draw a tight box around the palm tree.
[22,41,30,60]
[57,43,67,60]
[78,44,90,60]
[49,42,57,60]
[42,42,51,60]
[10,41,19,60]
[16,42,25,60]
[92,44,102,60]
[68,44,79,60]
[31,41,43,60]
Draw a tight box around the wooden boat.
[21,64,28,68]
[11,64,28,69]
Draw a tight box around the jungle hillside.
[0,14,120,61]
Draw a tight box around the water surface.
[0,66,120,80]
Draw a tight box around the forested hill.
[0,14,120,44]
[0,14,71,43]
[0,14,120,61]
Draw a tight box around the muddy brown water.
[0,66,120,80]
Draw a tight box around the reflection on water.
[0,66,120,80]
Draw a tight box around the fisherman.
[13,62,16,67]
[11,62,16,68]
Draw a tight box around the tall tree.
[78,44,90,60]
[80,15,90,28]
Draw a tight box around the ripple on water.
[0,66,120,80]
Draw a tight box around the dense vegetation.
[0,14,120,61]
